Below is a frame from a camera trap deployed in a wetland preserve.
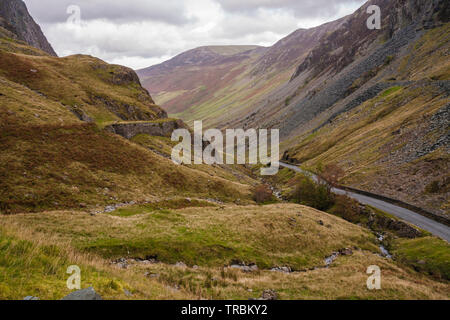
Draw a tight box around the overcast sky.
[23,0,366,70]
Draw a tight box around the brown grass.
[0,120,252,213]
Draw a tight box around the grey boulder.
[61,287,102,300]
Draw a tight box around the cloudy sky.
[23,0,366,70]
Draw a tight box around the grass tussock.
[0,221,192,300]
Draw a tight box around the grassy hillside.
[1,203,448,300]
[0,120,253,214]
[138,45,268,127]
[4,204,377,267]
[0,221,192,300]
[392,237,450,280]
[0,36,254,214]
[0,49,166,127]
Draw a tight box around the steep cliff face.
[0,0,56,56]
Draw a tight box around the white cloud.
[23,0,366,69]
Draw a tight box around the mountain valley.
[0,0,448,301]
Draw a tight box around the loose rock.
[175,261,187,268]
[261,289,278,300]
[230,264,258,273]
[124,289,132,297]
[61,287,102,300]
[339,248,353,256]
[271,266,292,273]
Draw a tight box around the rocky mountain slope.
[139,0,449,217]
[269,0,448,138]
[0,0,56,56]
[137,45,264,117]
[278,0,449,218]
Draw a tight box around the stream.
[377,234,393,259]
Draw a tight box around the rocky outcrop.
[372,216,422,238]
[359,204,423,238]
[89,64,168,121]
[0,0,56,56]
[93,95,167,122]
[92,63,146,87]
[291,0,449,81]
[105,119,188,140]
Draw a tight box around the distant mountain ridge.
[137,45,265,114]
[137,19,342,125]
[0,0,56,56]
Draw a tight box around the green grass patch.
[0,228,129,300]
[392,237,450,280]
[108,199,216,217]
[380,86,403,98]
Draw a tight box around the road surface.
[279,162,450,242]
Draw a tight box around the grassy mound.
[0,49,165,127]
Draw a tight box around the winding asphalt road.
[279,162,450,242]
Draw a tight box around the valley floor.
[1,203,448,300]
